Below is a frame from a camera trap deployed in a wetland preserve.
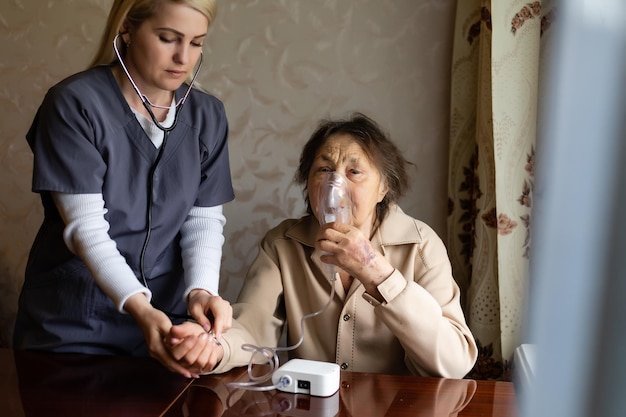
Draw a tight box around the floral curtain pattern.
[448,0,556,380]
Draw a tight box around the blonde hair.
[89,0,217,69]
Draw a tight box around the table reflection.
[339,373,477,417]
[182,388,340,417]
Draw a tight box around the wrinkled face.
[308,134,388,234]
[122,3,208,100]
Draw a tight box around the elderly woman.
[171,113,477,378]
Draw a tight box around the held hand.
[316,222,394,289]
[167,321,225,374]
[124,294,201,378]
[188,290,233,339]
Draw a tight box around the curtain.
[448,0,556,380]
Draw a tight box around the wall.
[0,0,455,346]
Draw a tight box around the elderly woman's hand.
[166,321,225,375]
[316,222,394,292]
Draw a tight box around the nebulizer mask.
[317,171,352,226]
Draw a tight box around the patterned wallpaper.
[0,0,455,346]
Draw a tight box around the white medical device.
[272,359,340,397]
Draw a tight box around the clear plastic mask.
[316,172,352,225]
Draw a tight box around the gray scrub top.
[25,64,234,281]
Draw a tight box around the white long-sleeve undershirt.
[53,192,226,313]
[52,101,226,313]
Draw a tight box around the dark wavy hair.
[295,113,411,223]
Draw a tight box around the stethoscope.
[113,33,203,320]
[112,33,202,132]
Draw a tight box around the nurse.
[14,0,233,378]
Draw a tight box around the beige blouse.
[212,205,477,378]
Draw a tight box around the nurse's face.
[308,134,388,236]
[123,2,208,102]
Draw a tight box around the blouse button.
[340,363,349,370]
[342,314,351,321]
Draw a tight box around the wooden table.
[0,348,192,417]
[0,348,518,416]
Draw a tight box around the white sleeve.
[52,192,151,312]
[180,205,226,302]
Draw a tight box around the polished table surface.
[0,348,518,416]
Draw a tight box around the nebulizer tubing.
[226,172,352,394]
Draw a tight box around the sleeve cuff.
[362,269,406,306]
[362,291,383,307]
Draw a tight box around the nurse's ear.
[119,21,132,47]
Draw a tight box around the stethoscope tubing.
[113,32,204,320]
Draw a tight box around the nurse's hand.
[187,289,232,339]
[124,293,201,378]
